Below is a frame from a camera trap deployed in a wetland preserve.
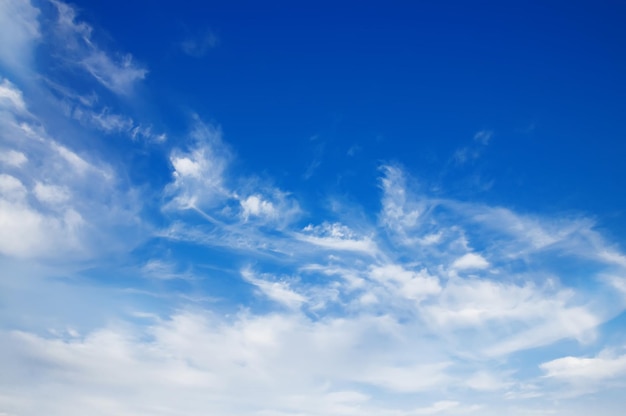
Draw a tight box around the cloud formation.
[1,2,625,416]
[0,77,142,259]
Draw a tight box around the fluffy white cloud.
[0,311,456,416]
[164,119,300,235]
[0,78,143,260]
[451,253,489,270]
[166,120,231,211]
[0,149,28,167]
[241,194,277,220]
[0,174,85,258]
[541,350,626,383]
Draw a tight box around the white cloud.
[140,259,195,281]
[166,120,230,210]
[0,174,85,258]
[605,274,626,299]
[0,311,458,416]
[241,194,277,220]
[297,222,379,255]
[172,155,204,178]
[541,350,626,383]
[164,120,300,234]
[0,78,143,260]
[80,51,147,95]
[45,79,165,142]
[73,106,133,133]
[77,107,164,140]
[242,269,307,309]
[33,182,71,205]
[369,264,441,302]
[418,275,605,357]
[451,253,489,270]
[0,149,28,167]
[466,205,591,254]
[379,165,424,232]
[236,189,300,227]
[0,78,27,112]
[51,142,107,178]
[0,173,27,201]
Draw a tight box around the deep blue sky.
[72,0,626,234]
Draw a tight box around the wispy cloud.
[296,222,379,256]
[242,268,307,309]
[473,129,493,145]
[141,259,196,281]
[49,0,147,95]
[453,129,493,165]
[70,105,166,142]
[180,29,219,58]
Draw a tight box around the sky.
[1,0,626,415]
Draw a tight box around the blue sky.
[1,0,626,414]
